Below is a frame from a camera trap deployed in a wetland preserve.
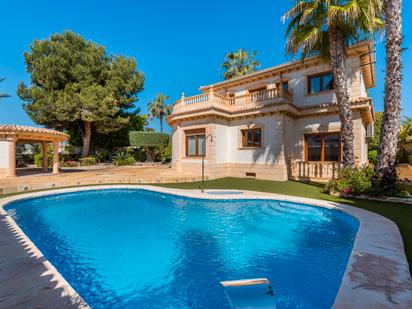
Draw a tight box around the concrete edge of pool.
[0,185,411,308]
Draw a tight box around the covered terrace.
[0,125,69,178]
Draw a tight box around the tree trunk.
[375,0,403,190]
[145,146,155,162]
[81,122,92,158]
[159,114,164,133]
[329,28,355,167]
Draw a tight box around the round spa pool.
[5,189,358,308]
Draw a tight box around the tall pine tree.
[18,31,144,157]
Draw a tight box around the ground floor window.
[185,129,206,157]
[241,128,262,148]
[305,133,340,161]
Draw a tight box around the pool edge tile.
[1,185,411,308]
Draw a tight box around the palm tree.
[282,0,383,167]
[0,78,10,99]
[147,93,172,133]
[374,0,403,191]
[221,49,260,80]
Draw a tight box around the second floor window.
[276,81,289,92]
[308,72,333,94]
[186,129,206,157]
[242,128,262,148]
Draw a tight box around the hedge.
[129,131,170,147]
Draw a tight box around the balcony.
[172,87,293,115]
[289,160,342,182]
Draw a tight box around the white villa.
[166,41,375,181]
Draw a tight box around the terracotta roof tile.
[0,125,69,138]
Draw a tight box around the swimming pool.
[6,188,359,308]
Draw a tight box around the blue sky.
[0,0,411,133]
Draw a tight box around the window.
[308,72,333,94]
[276,81,289,92]
[242,128,262,148]
[305,133,340,162]
[185,129,206,157]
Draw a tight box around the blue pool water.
[6,189,359,308]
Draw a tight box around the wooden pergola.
[0,125,69,178]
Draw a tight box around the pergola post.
[42,142,49,172]
[0,125,68,178]
[7,137,17,177]
[52,141,60,174]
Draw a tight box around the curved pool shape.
[6,189,359,309]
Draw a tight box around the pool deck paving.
[0,186,411,308]
[0,164,203,195]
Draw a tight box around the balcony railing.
[173,87,292,113]
[289,160,342,181]
[228,88,288,106]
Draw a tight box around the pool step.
[220,278,276,309]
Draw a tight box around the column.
[176,125,182,172]
[52,141,60,174]
[209,86,215,101]
[7,137,17,177]
[42,142,49,171]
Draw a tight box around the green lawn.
[158,177,412,268]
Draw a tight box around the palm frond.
[282,0,383,61]
[221,48,260,80]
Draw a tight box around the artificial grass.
[158,177,412,268]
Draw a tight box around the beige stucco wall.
[291,114,342,161]
[353,110,369,165]
[225,115,285,165]
[169,53,371,181]
[170,110,369,181]
[170,114,290,181]
[216,54,367,109]
[0,141,9,169]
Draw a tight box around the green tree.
[147,93,172,133]
[374,0,403,191]
[129,131,169,161]
[67,111,147,149]
[399,117,412,162]
[282,0,383,167]
[17,31,144,157]
[368,111,383,150]
[221,49,260,80]
[0,78,10,99]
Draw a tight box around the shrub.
[129,131,169,162]
[129,131,170,147]
[155,140,172,163]
[409,154,412,165]
[34,152,52,167]
[368,150,378,164]
[79,157,96,166]
[325,166,375,195]
[60,160,80,167]
[16,154,35,167]
[133,148,147,162]
[112,152,136,166]
[60,153,79,162]
[16,155,28,168]
[94,151,108,163]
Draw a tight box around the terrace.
[171,86,293,118]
